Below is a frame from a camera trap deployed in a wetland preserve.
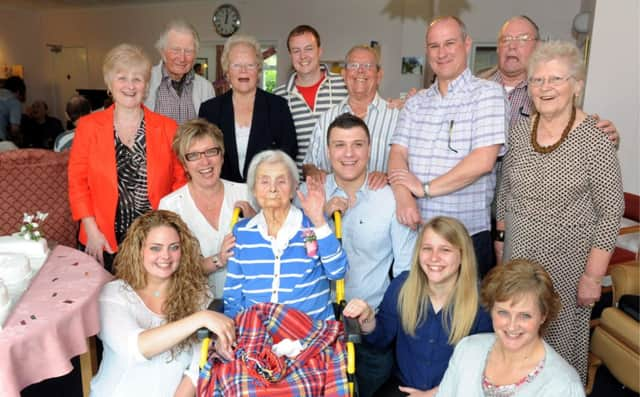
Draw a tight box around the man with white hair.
[145,19,214,124]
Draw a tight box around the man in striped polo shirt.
[273,25,348,176]
[302,44,398,190]
[388,16,507,278]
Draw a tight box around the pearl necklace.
[531,106,576,154]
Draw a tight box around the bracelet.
[494,230,505,242]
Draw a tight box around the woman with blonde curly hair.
[90,210,235,397]
[344,216,492,396]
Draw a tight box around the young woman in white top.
[90,210,235,397]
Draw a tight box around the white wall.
[583,0,639,194]
[24,0,582,106]
[0,6,47,107]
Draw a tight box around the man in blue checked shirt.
[388,16,507,279]
[303,113,417,397]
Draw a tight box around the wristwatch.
[423,182,431,198]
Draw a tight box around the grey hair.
[527,40,585,81]
[102,43,152,91]
[220,34,263,74]
[246,150,299,207]
[344,44,381,70]
[500,15,541,41]
[428,16,468,40]
[155,19,200,54]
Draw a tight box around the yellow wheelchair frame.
[197,208,360,396]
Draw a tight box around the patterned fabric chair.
[0,149,78,247]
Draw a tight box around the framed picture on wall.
[469,43,498,74]
[194,57,209,79]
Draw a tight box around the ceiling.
[1,0,192,9]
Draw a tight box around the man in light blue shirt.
[321,113,417,397]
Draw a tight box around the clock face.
[213,4,241,37]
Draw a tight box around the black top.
[198,88,297,182]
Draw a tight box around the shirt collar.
[338,92,383,115]
[493,69,528,89]
[326,173,370,200]
[160,62,195,85]
[432,68,472,96]
[246,205,303,248]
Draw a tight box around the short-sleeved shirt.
[392,68,507,235]
[304,93,399,173]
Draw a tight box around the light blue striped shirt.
[303,93,399,173]
[392,68,507,235]
[223,205,348,321]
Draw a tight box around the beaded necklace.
[531,106,576,154]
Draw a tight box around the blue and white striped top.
[223,206,348,321]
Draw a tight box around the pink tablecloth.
[0,245,113,397]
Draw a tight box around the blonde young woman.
[344,216,492,397]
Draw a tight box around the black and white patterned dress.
[114,118,152,243]
[496,115,624,383]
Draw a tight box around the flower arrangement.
[18,212,48,241]
[302,228,318,257]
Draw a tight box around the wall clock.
[212,4,241,38]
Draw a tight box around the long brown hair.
[397,216,479,345]
[114,210,208,351]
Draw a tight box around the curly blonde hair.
[114,210,208,352]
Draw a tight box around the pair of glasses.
[498,34,537,47]
[185,147,222,162]
[345,62,378,71]
[528,75,574,87]
[229,63,259,71]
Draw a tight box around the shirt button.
[276,256,280,260]
[274,274,278,278]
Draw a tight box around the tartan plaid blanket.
[197,303,349,396]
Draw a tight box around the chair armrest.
[599,307,640,353]
[611,264,640,304]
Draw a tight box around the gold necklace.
[531,106,576,154]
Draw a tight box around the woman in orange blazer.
[68,44,186,272]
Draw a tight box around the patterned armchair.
[0,149,78,247]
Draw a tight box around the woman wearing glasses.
[198,34,297,183]
[68,44,186,273]
[495,41,623,384]
[160,119,255,298]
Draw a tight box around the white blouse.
[90,280,201,397]
[159,180,249,298]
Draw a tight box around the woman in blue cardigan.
[344,216,492,396]
[223,150,347,322]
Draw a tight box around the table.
[0,245,113,397]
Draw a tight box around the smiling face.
[141,225,181,282]
[529,58,582,118]
[288,32,323,78]
[253,161,294,210]
[491,292,546,353]
[184,135,223,189]
[227,43,260,95]
[328,125,370,186]
[497,17,539,81]
[419,227,462,289]
[426,18,471,87]
[342,48,382,100]
[109,68,147,109]
[162,29,197,81]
